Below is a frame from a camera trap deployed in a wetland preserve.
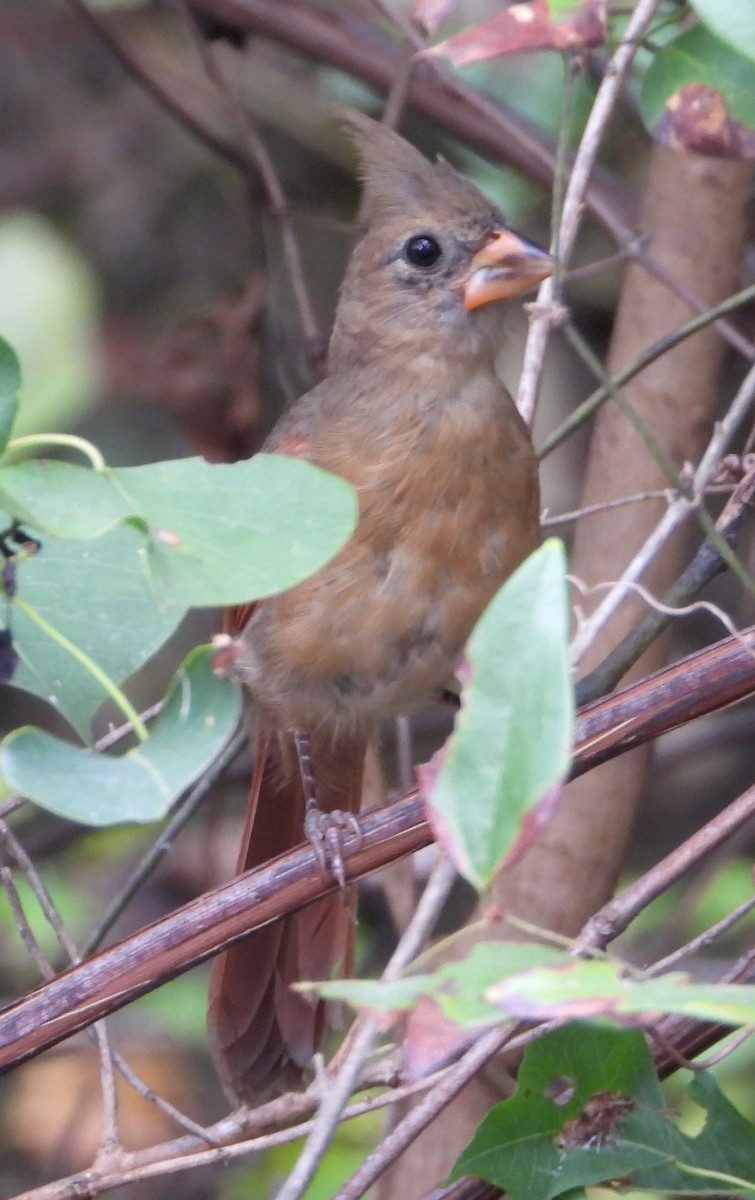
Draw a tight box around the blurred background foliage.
[0,1,753,1196]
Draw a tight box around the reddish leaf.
[419,747,563,876]
[653,83,755,159]
[402,994,476,1081]
[500,779,563,869]
[429,0,607,67]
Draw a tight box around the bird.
[208,112,551,1101]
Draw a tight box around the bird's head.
[329,113,552,370]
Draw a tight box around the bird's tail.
[208,726,366,1100]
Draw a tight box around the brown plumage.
[208,115,550,1100]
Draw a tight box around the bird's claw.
[304,805,361,888]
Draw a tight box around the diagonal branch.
[189,0,633,239]
[3,624,755,1074]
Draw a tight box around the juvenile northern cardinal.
[208,114,551,1100]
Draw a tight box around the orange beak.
[462,229,553,312]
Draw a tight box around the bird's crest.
[340,109,500,228]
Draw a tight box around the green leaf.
[10,523,186,738]
[0,460,132,537]
[0,335,21,455]
[312,942,755,1034]
[3,453,356,737]
[307,973,435,1011]
[0,645,241,825]
[451,1025,665,1200]
[115,455,358,606]
[484,957,755,1028]
[641,27,755,133]
[0,453,358,606]
[421,539,573,890]
[688,1,755,65]
[309,942,567,1022]
[635,1072,755,1196]
[452,1025,755,1200]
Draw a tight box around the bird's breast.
[239,376,539,730]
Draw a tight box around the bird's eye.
[404,234,443,268]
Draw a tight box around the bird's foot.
[304,802,361,889]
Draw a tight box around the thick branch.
[2,625,755,1074]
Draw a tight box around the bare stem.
[275,856,458,1200]
[569,359,755,665]
[517,0,664,424]
[571,782,755,955]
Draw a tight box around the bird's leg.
[293,727,360,889]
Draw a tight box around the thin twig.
[1,865,54,979]
[83,728,246,954]
[333,1025,564,1200]
[649,894,755,976]
[517,0,664,424]
[569,359,755,665]
[0,821,122,1156]
[396,714,416,796]
[8,1062,454,1200]
[549,55,577,279]
[96,701,164,751]
[576,459,755,701]
[570,499,692,665]
[542,488,678,527]
[0,795,27,820]
[369,0,417,131]
[562,318,689,489]
[570,782,755,955]
[276,855,458,1200]
[1,821,212,1146]
[652,946,755,1078]
[174,0,324,367]
[0,703,165,824]
[381,46,417,132]
[695,361,755,491]
[674,1026,754,1071]
[0,821,80,965]
[636,245,755,364]
[93,1022,121,1159]
[537,281,755,460]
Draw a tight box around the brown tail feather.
[208,727,366,1100]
